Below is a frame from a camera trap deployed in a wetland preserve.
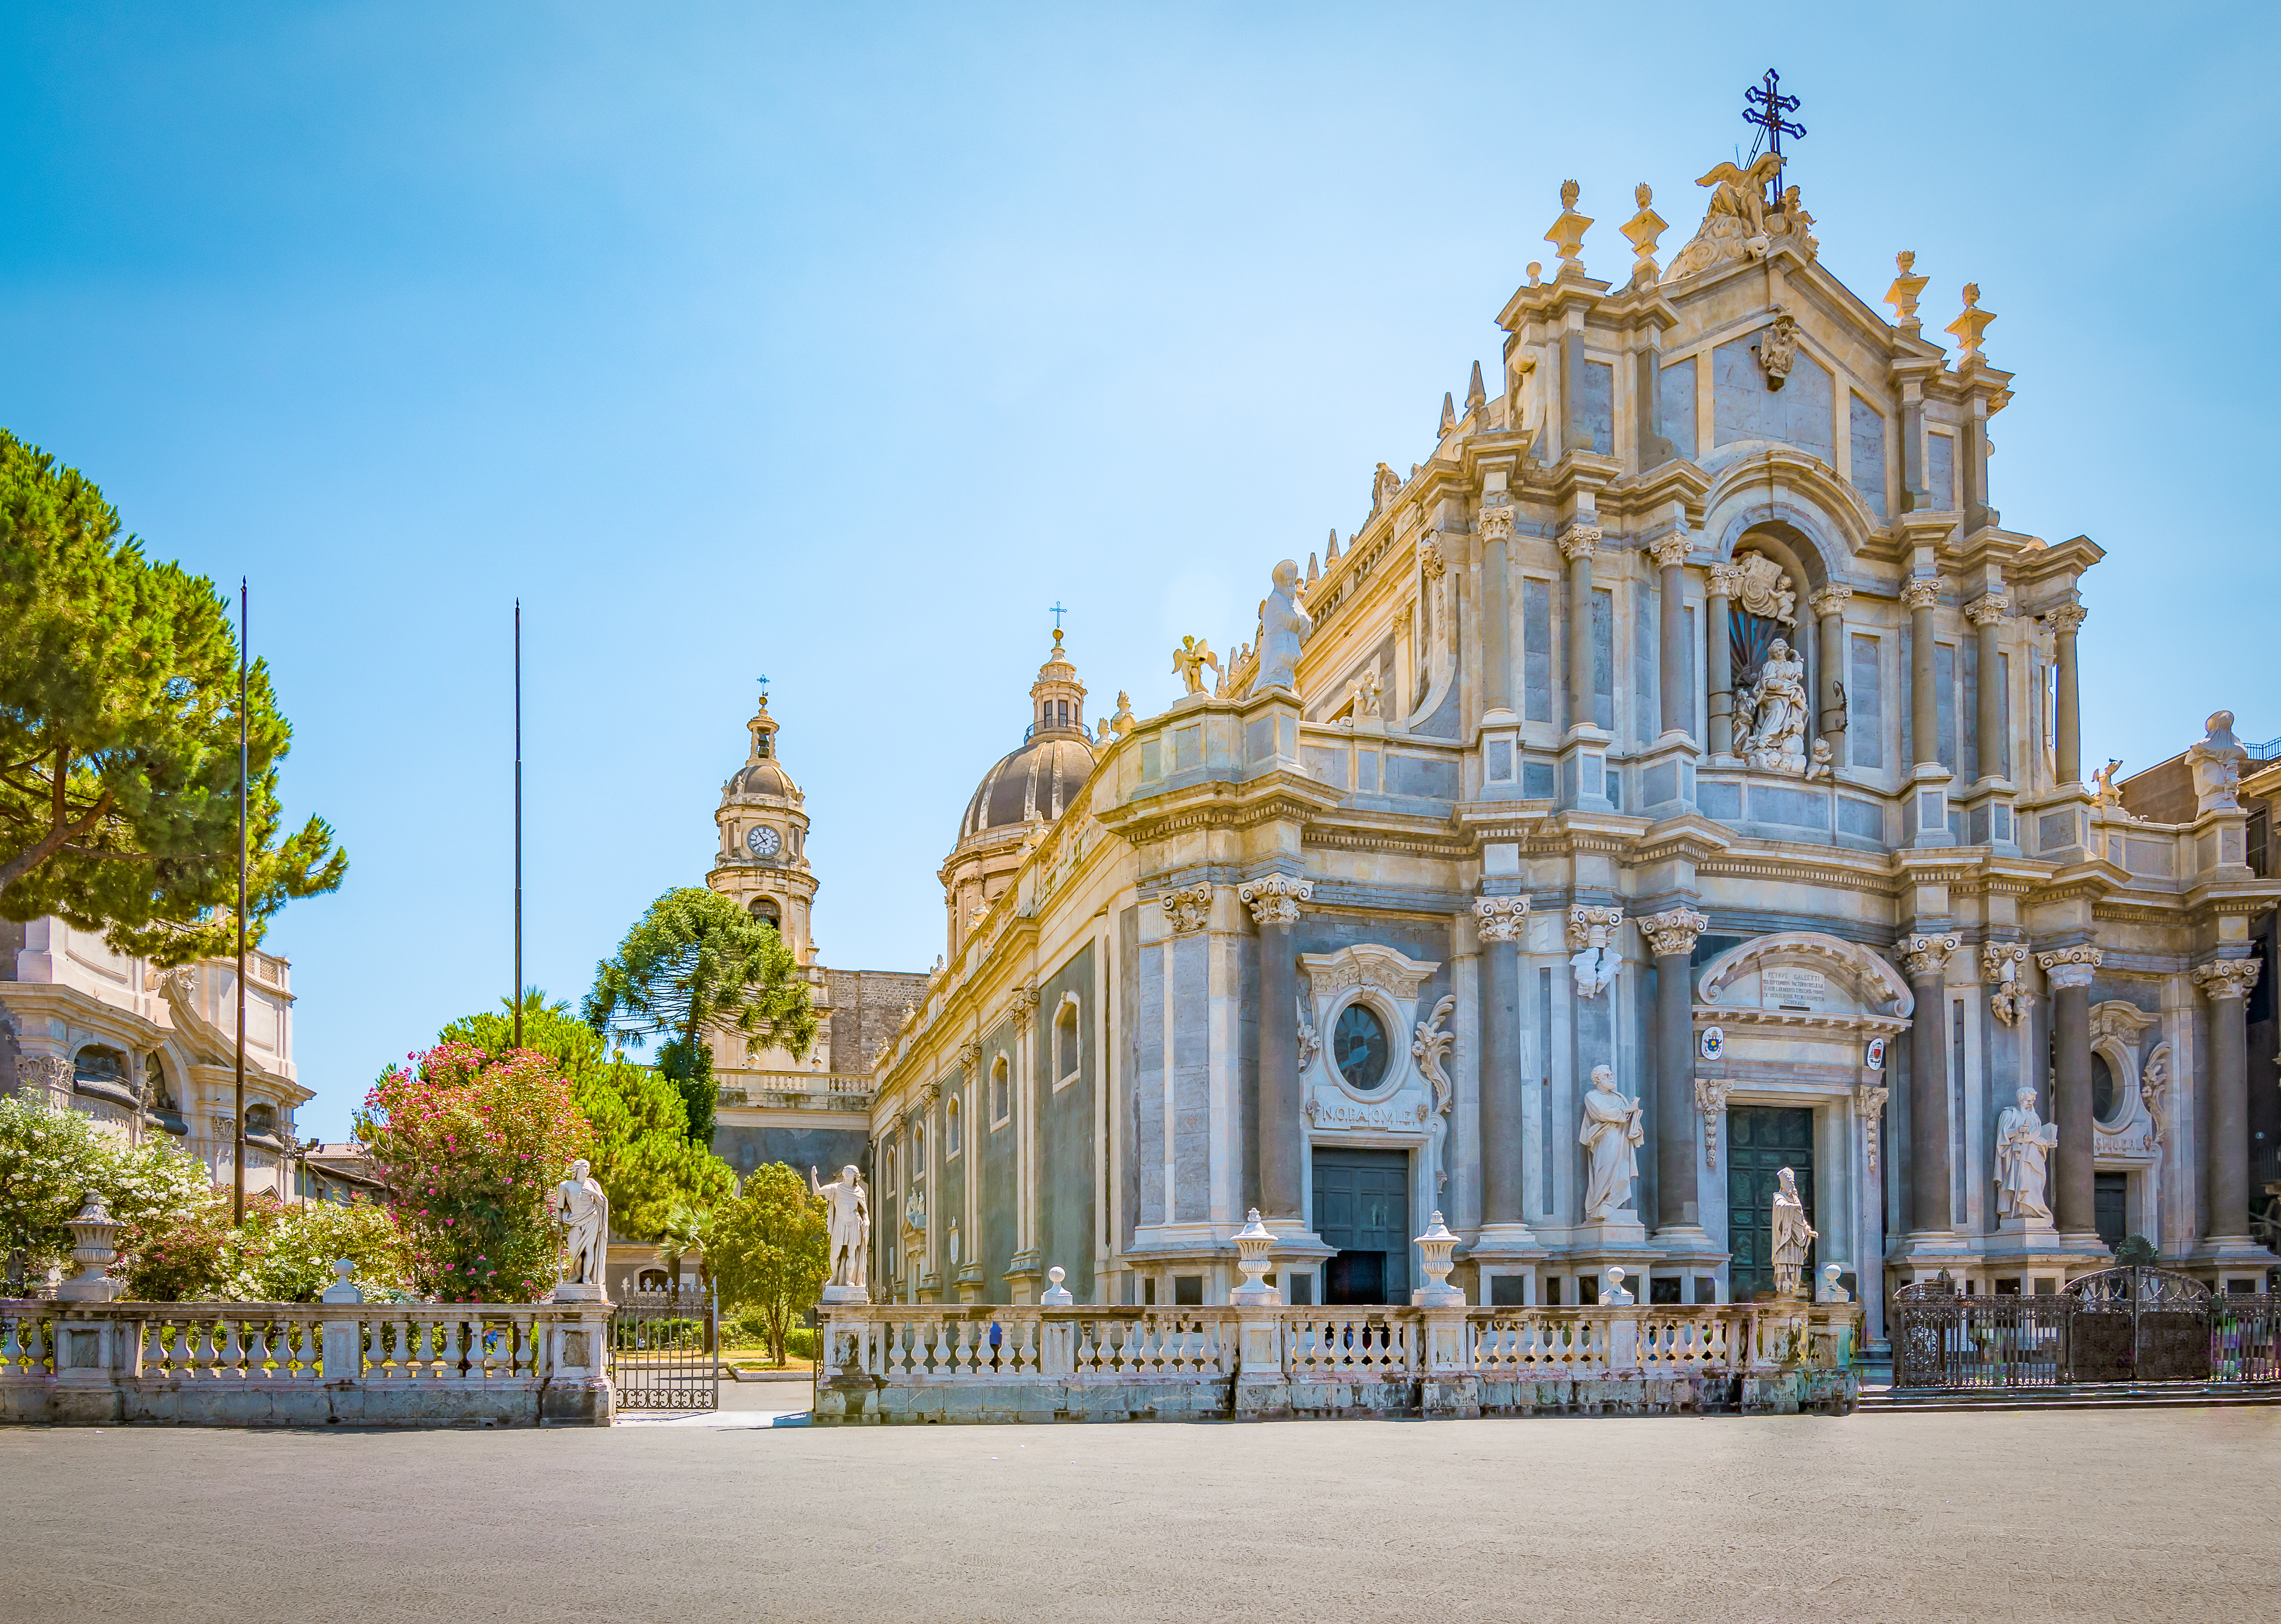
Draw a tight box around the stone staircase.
[1859,1381,2281,1414]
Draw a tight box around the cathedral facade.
[859,158,2278,1344]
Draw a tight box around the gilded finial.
[1620,182,1668,286]
[1545,182,1591,273]
[1945,282,1995,360]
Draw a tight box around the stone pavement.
[9,1406,2274,1622]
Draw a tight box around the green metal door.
[1727,1106,1814,1301]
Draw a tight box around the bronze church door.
[1727,1106,1814,1301]
[1314,1148,1410,1305]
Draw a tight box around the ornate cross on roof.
[756,674,770,702]
[1049,601,1067,632]
[1742,69,1805,208]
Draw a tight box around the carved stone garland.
[1856,1082,1891,1176]
[1694,1077,1731,1169]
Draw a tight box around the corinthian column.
[1649,533,1692,740]
[1966,593,2010,785]
[1239,874,1313,1224]
[1809,583,1852,744]
[2037,946,2101,1240]
[1560,523,1600,734]
[1903,576,1942,772]
[1706,561,1738,758]
[1640,906,1709,1236]
[2047,600,2085,787]
[1900,932,1960,1236]
[2193,958,2263,1248]
[1472,896,1531,1231]
[1479,500,1514,719]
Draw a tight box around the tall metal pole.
[234,578,249,1225]
[514,600,524,1050]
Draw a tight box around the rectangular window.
[1849,394,1888,520]
[1173,1274,1203,1307]
[1928,433,1957,510]
[1523,580,1553,723]
[1849,633,1883,769]
[1659,356,1697,462]
[1935,643,1957,776]
[1582,360,1615,456]
[1592,588,1614,731]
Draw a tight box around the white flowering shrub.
[0,1096,219,1284]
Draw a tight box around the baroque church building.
[856,153,2278,1346]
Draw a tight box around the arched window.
[946,1095,961,1157]
[990,1056,1011,1126]
[245,1102,278,1139]
[73,1045,127,1090]
[750,897,781,931]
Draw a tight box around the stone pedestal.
[820,1283,871,1306]
[1417,1305,1479,1418]
[540,1308,615,1426]
[52,1316,124,1426]
[551,1281,607,1305]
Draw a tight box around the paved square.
[9,1403,2275,1622]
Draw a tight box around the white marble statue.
[1738,638,1809,774]
[1770,1166,1816,1297]
[554,1159,609,1292]
[2186,710,2246,812]
[1255,560,1316,694]
[1577,1066,1643,1222]
[1172,636,1219,697]
[811,1163,871,1294]
[1993,1086,2059,1222]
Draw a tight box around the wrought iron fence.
[609,1286,718,1411]
[1893,1267,2281,1390]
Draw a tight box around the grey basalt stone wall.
[1036,941,1097,1301]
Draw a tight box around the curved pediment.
[1696,931,1914,1022]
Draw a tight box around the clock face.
[746,825,781,858]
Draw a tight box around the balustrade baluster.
[244,1320,270,1379]
[441,1318,463,1380]
[403,1319,424,1380]
[1016,1319,1036,1374]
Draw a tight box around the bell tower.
[708,692,818,967]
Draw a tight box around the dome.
[730,757,798,798]
[959,734,1097,841]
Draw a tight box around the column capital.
[1898,931,1962,980]
[1162,880,1214,934]
[1900,575,1944,612]
[1237,874,1313,928]
[1807,584,1854,618]
[1471,895,1531,943]
[2192,957,2262,1002]
[1646,533,1691,570]
[1008,985,1039,1019]
[1557,522,1602,562]
[1706,560,1740,597]
[1638,905,1708,959]
[1964,592,2012,627]
[2044,600,2087,636]
[2035,945,2103,989]
[1476,501,1515,544]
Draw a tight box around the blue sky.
[4,5,2275,1139]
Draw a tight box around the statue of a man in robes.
[554,1158,609,1296]
[1577,1065,1643,1222]
[1771,1166,1816,1297]
[1993,1086,2059,1222]
[1255,560,1316,694]
[811,1163,871,1298]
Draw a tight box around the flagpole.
[234,577,249,1225]
[514,600,524,1050]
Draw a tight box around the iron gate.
[609,1285,719,1411]
[1893,1267,2281,1390]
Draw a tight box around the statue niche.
[1726,550,1807,776]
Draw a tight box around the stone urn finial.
[57,1193,122,1303]
[1602,1264,1635,1306]
[1041,1265,1073,1307]
[1230,1209,1281,1306]
[1411,1211,1464,1307]
[322,1258,364,1305]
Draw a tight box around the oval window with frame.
[1332,1003,1391,1092]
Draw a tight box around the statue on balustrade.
[1255,559,1316,695]
[1736,638,1809,775]
[1578,1065,1644,1222]
[554,1159,609,1294]
[1771,1166,1816,1297]
[812,1163,872,1296]
[1993,1087,2059,1222]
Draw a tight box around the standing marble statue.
[1254,560,1315,694]
[1738,638,1810,774]
[1770,1166,1815,1297]
[812,1163,871,1300]
[1993,1086,2059,1222]
[1577,1065,1643,1221]
[554,1159,609,1298]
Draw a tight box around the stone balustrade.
[0,1299,615,1427]
[813,1300,1860,1423]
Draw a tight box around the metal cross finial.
[756,674,770,702]
[1049,602,1067,632]
[1742,69,1805,207]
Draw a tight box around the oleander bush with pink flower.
[355,1042,592,1303]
